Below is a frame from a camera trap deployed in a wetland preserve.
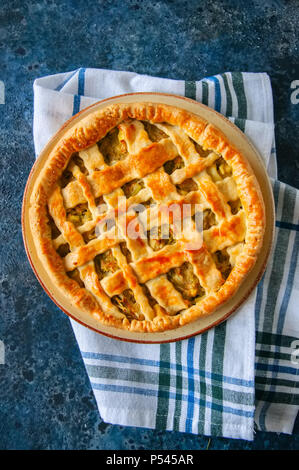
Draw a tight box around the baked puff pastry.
[29,103,265,332]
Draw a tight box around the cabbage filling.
[66,203,92,227]
[132,198,155,213]
[97,127,128,165]
[203,209,217,230]
[167,262,205,301]
[142,284,157,307]
[57,243,70,258]
[119,242,132,263]
[59,168,75,188]
[47,210,61,239]
[164,156,184,175]
[142,121,168,142]
[212,250,232,279]
[94,249,119,280]
[193,209,217,231]
[72,154,88,174]
[176,178,198,195]
[122,179,145,198]
[83,227,97,244]
[208,157,232,182]
[190,138,211,158]
[148,225,175,251]
[228,199,242,215]
[59,153,88,188]
[67,268,84,288]
[112,289,144,321]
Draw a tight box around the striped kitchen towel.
[33,69,299,440]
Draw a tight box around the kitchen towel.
[33,69,299,440]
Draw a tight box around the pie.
[29,102,265,333]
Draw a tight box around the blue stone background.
[0,0,298,450]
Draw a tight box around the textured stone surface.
[0,0,298,450]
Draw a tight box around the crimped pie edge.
[29,102,265,333]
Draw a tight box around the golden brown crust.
[29,102,265,333]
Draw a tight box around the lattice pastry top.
[29,102,265,333]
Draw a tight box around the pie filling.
[57,243,70,258]
[112,289,144,321]
[228,198,243,214]
[142,121,168,142]
[147,225,175,251]
[207,157,232,182]
[67,203,92,227]
[119,242,132,263]
[193,209,217,231]
[167,262,205,303]
[41,112,260,328]
[72,154,88,174]
[176,178,198,195]
[98,127,128,165]
[47,211,61,239]
[203,209,217,230]
[67,268,84,287]
[59,168,75,188]
[136,197,155,210]
[191,138,211,158]
[164,155,185,174]
[212,250,232,280]
[122,179,145,198]
[94,250,119,280]
[142,283,158,307]
[83,227,97,243]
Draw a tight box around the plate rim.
[22,91,275,344]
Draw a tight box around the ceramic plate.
[22,93,275,343]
